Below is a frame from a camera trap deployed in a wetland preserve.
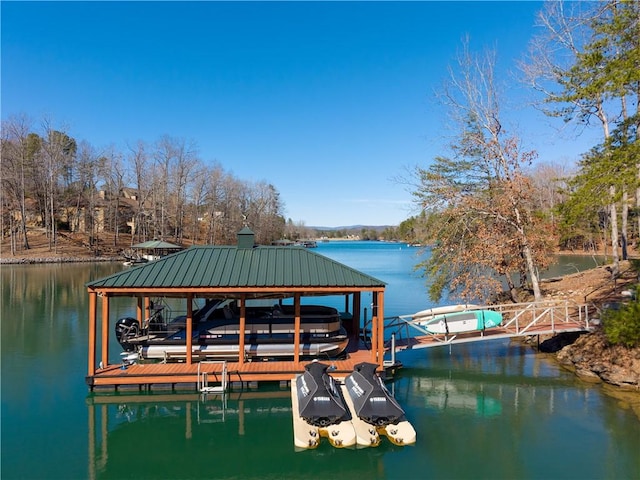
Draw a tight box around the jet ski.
[296,362,348,427]
[345,362,406,426]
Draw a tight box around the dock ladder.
[197,361,228,394]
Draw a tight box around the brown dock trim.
[86,347,376,390]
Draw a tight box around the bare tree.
[102,147,128,247]
[73,141,103,244]
[243,180,284,243]
[203,162,226,244]
[414,41,554,302]
[126,140,151,243]
[528,161,573,226]
[153,136,174,240]
[1,115,34,252]
[168,138,198,243]
[189,162,208,244]
[40,120,76,252]
[1,116,289,251]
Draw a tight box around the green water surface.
[1,245,638,479]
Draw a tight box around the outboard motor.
[115,317,140,351]
[345,362,406,426]
[297,362,348,427]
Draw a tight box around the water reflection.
[86,390,398,480]
[2,263,123,355]
[1,263,124,402]
[414,378,502,417]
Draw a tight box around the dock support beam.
[294,293,301,367]
[101,294,110,369]
[377,291,385,368]
[238,295,246,365]
[371,293,378,364]
[186,293,193,365]
[88,292,97,376]
[138,297,145,324]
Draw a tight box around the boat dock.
[85,229,594,394]
[87,298,593,391]
[86,228,391,391]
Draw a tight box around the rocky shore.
[538,330,640,390]
[533,262,640,392]
[538,329,640,420]
[556,330,640,389]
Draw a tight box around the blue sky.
[2,1,601,227]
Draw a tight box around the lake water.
[1,242,638,479]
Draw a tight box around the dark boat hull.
[345,362,406,426]
[296,362,348,427]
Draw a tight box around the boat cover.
[297,362,348,427]
[345,362,406,426]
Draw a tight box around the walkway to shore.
[383,300,593,355]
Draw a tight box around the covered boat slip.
[117,299,351,360]
[86,228,388,390]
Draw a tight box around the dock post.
[390,333,396,365]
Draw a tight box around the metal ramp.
[384,300,594,353]
[197,361,228,394]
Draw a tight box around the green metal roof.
[87,245,386,291]
[131,240,183,250]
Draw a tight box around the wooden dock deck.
[87,341,379,391]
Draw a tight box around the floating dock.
[290,375,357,449]
[291,375,415,449]
[340,383,380,447]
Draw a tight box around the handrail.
[197,360,228,394]
[383,299,593,353]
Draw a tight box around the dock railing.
[383,299,594,351]
[490,300,592,334]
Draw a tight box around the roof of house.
[132,240,183,250]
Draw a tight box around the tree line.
[403,1,639,304]
[1,121,290,253]
[0,113,408,253]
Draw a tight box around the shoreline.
[0,249,619,265]
[1,256,118,264]
[3,249,638,394]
